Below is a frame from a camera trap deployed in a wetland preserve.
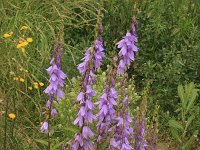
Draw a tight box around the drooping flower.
[111,18,138,149]
[95,55,120,148]
[111,98,133,150]
[134,116,149,150]
[116,21,138,74]
[40,42,66,134]
[70,24,105,150]
[40,121,49,133]
[96,83,118,142]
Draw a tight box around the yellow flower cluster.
[3,32,13,38]
[20,67,28,73]
[28,82,44,90]
[8,113,16,119]
[13,76,25,83]
[20,25,29,30]
[16,37,32,53]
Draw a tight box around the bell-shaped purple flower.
[40,121,49,133]
[70,24,105,150]
[116,23,138,74]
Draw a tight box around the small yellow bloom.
[13,77,19,81]
[26,38,33,43]
[17,41,28,49]
[3,32,13,38]
[24,69,28,73]
[19,78,25,82]
[17,43,23,49]
[21,41,28,46]
[3,33,11,38]
[20,67,24,71]
[39,82,44,87]
[20,26,28,30]
[33,82,39,89]
[8,113,16,119]
[28,86,33,90]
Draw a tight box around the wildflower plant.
[70,19,105,149]
[107,17,138,150]
[96,58,119,147]
[41,42,66,148]
[110,76,134,150]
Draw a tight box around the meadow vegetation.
[0,0,200,150]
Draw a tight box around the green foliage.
[169,82,199,150]
[134,0,200,113]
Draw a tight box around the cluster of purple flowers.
[116,20,138,74]
[96,71,118,142]
[111,108,133,150]
[40,42,66,133]
[70,30,105,150]
[134,116,148,150]
[109,18,139,150]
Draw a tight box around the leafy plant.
[169,82,199,150]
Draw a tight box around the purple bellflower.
[40,42,66,133]
[70,25,105,150]
[111,81,133,150]
[116,18,138,74]
[96,61,118,144]
[134,116,149,150]
[111,17,138,150]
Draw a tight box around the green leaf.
[169,119,184,131]
[186,89,198,114]
[178,85,186,110]
[185,115,195,131]
[170,128,181,143]
[35,139,48,146]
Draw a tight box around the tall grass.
[0,0,101,149]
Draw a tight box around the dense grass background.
[0,0,200,149]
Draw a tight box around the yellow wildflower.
[24,69,28,73]
[27,38,33,43]
[3,32,13,38]
[8,113,16,119]
[20,67,24,71]
[21,41,28,46]
[20,26,28,30]
[33,82,39,89]
[13,77,19,81]
[4,33,11,38]
[28,86,33,90]
[39,82,44,87]
[17,43,23,49]
[17,41,28,49]
[19,78,25,82]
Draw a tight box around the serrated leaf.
[178,85,186,110]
